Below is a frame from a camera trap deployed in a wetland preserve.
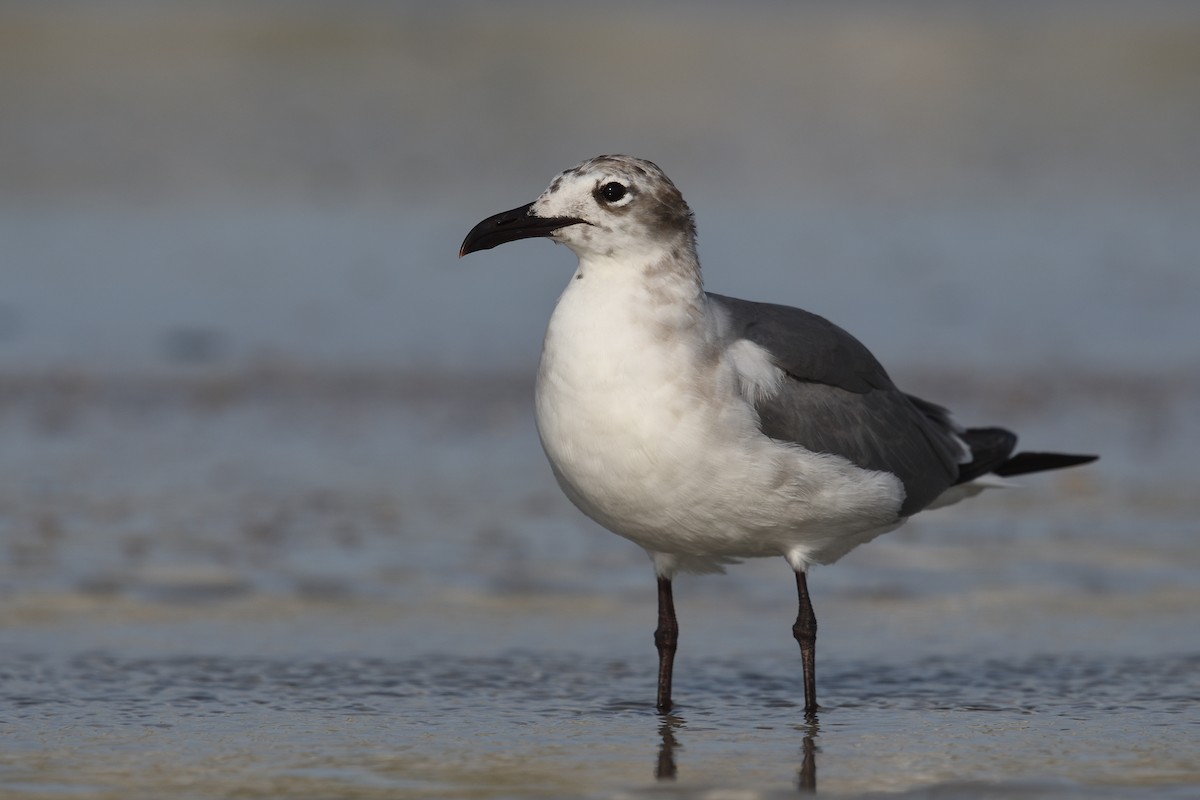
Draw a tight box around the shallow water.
[0,373,1197,798]
[2,646,1198,799]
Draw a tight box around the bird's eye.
[600,182,627,203]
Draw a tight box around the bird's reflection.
[655,714,682,780]
[796,716,819,793]
[652,711,820,792]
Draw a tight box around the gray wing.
[708,293,965,516]
[707,293,892,394]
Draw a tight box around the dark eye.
[600,182,627,202]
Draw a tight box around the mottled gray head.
[459,155,696,262]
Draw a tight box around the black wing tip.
[954,427,1019,484]
[992,452,1098,478]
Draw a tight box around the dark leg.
[655,576,679,713]
[792,570,819,715]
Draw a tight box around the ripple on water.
[3,648,1197,728]
[2,649,1198,796]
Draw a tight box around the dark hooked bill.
[459,202,586,257]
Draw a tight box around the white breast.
[534,265,906,573]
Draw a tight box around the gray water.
[1,369,1196,798]
[2,2,1199,798]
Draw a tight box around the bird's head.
[459,155,696,263]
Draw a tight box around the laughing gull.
[459,154,1096,715]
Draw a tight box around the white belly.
[533,271,906,573]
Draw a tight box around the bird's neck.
[538,243,717,439]
[574,239,705,325]
[543,242,708,378]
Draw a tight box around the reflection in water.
[653,713,820,792]
[7,650,1199,796]
[797,717,819,793]
[655,715,682,781]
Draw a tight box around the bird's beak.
[458,202,586,257]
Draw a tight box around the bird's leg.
[793,570,819,715]
[654,576,679,713]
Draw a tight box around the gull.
[459,155,1096,715]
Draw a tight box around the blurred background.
[1,1,1198,797]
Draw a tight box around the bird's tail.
[955,426,1097,484]
[991,451,1098,477]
